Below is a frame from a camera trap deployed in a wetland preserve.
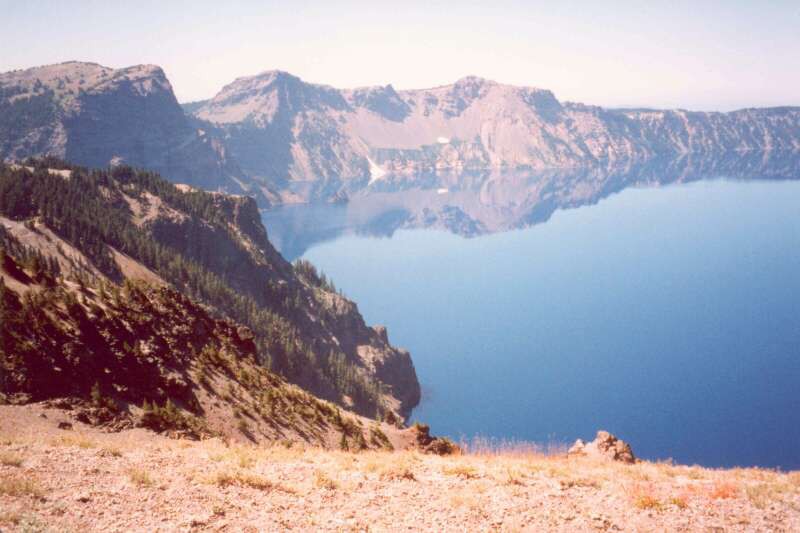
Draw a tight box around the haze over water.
[264,171,800,469]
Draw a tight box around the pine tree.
[91,381,102,406]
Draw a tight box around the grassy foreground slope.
[1,405,798,532]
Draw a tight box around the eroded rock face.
[0,62,248,199]
[190,71,800,203]
[568,430,636,463]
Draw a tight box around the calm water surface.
[265,177,800,469]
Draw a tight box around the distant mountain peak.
[453,75,497,86]
[253,69,299,81]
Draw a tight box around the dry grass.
[235,448,258,468]
[443,464,479,479]
[210,445,259,468]
[630,483,663,511]
[210,468,294,493]
[746,484,774,509]
[52,433,96,449]
[745,481,795,509]
[314,470,338,490]
[560,477,601,490]
[361,452,418,481]
[686,468,705,480]
[709,480,739,499]
[625,466,651,481]
[0,475,43,498]
[380,465,416,481]
[668,495,689,509]
[449,490,483,511]
[502,466,526,486]
[0,450,23,467]
[97,445,122,458]
[3,405,800,532]
[127,467,153,487]
[0,510,22,526]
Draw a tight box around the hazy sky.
[2,1,798,110]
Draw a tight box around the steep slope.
[193,70,365,203]
[0,161,420,420]
[0,231,424,450]
[0,62,248,198]
[193,72,800,202]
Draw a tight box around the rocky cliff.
[0,62,248,198]
[192,72,800,202]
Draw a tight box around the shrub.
[352,430,368,451]
[0,475,43,498]
[443,464,478,479]
[427,437,459,456]
[379,466,416,481]
[369,426,393,450]
[139,399,199,436]
[314,470,338,490]
[709,480,739,499]
[0,451,23,467]
[97,446,123,458]
[212,470,274,491]
[669,495,689,509]
[90,381,117,411]
[127,468,153,487]
[630,483,662,511]
[0,510,22,526]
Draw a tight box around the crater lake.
[262,156,800,469]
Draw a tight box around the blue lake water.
[264,174,800,469]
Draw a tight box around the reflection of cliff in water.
[262,150,800,260]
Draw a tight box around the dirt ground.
[1,404,798,532]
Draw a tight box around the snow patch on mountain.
[368,157,387,184]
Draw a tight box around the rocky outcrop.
[0,62,248,199]
[412,423,459,455]
[568,431,636,463]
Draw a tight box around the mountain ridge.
[2,61,799,206]
[188,67,800,203]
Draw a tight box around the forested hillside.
[0,160,419,420]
